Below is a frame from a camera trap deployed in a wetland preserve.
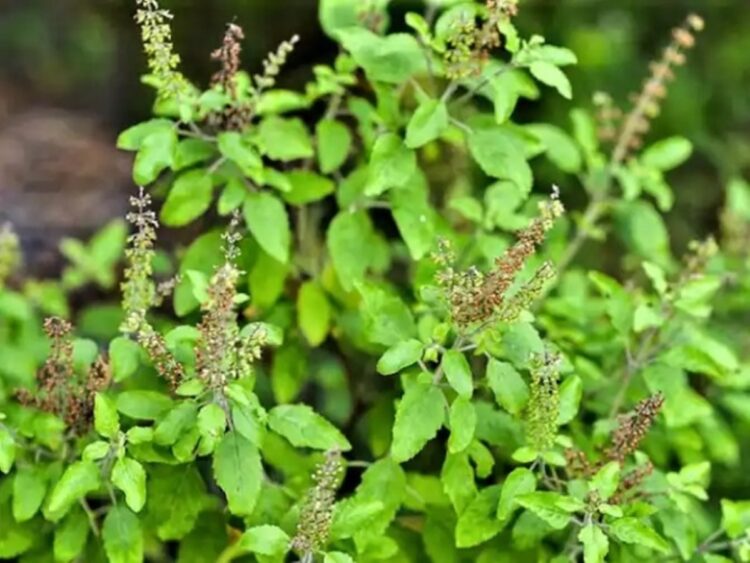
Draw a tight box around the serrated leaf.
[591,462,620,500]
[317,119,352,173]
[95,393,120,439]
[366,133,417,196]
[456,485,504,548]
[161,170,213,227]
[557,375,582,425]
[468,127,532,197]
[487,359,529,415]
[377,339,423,375]
[48,461,101,520]
[12,466,47,522]
[530,62,572,99]
[243,192,291,263]
[441,350,473,398]
[579,524,609,563]
[238,525,290,556]
[213,431,262,516]
[405,99,449,148]
[112,457,147,512]
[609,517,670,553]
[391,382,445,462]
[448,397,476,453]
[258,116,314,161]
[268,404,351,450]
[497,467,537,522]
[103,506,143,563]
[641,137,692,171]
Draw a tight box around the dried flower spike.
[612,14,704,163]
[606,393,664,463]
[209,23,252,131]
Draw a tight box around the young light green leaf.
[213,431,263,516]
[391,382,445,462]
[441,350,474,398]
[448,397,476,453]
[497,467,537,522]
[258,116,314,161]
[95,393,120,439]
[153,402,198,446]
[0,426,16,473]
[609,517,670,553]
[721,499,750,539]
[579,523,609,563]
[217,131,262,173]
[109,337,141,382]
[112,457,147,513]
[116,390,173,420]
[297,281,332,346]
[455,485,504,548]
[515,492,583,529]
[238,525,290,556]
[641,137,693,171]
[54,507,89,562]
[468,127,532,197]
[243,192,291,263]
[405,99,449,148]
[487,359,529,415]
[591,462,620,500]
[557,375,582,425]
[324,552,355,563]
[327,210,378,291]
[283,171,335,205]
[317,119,352,173]
[338,28,426,84]
[529,62,572,99]
[48,461,101,519]
[366,133,417,196]
[102,506,144,563]
[268,404,351,451]
[12,466,47,522]
[376,339,423,375]
[161,170,213,227]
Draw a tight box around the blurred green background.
[0,0,748,270]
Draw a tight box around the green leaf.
[249,249,288,310]
[317,119,352,173]
[213,431,263,516]
[238,525,290,556]
[154,402,198,446]
[197,403,226,441]
[268,404,352,451]
[641,137,693,171]
[54,507,89,562]
[117,390,173,420]
[133,127,177,185]
[609,518,670,553]
[389,174,435,260]
[95,393,120,439]
[529,62,572,99]
[284,171,335,205]
[48,461,101,519]
[147,465,209,540]
[117,119,172,150]
[497,467,537,522]
[325,552,355,563]
[243,192,291,263]
[366,133,417,196]
[515,492,583,529]
[456,485,504,548]
[391,382,445,462]
[526,123,582,173]
[557,375,582,425]
[441,350,474,398]
[297,281,332,346]
[83,440,111,461]
[112,457,147,513]
[441,452,477,514]
[591,462,620,500]
[405,99,449,148]
[161,170,213,226]
[103,506,144,563]
[377,339,423,375]
[109,337,141,382]
[357,283,417,347]
[448,397,476,453]
[217,131,262,173]
[579,524,609,563]
[327,210,378,291]
[614,200,671,267]
[0,426,15,473]
[487,359,529,415]
[721,499,750,539]
[468,127,532,197]
[258,116,314,161]
[338,28,425,84]
[12,466,47,522]
[175,138,215,170]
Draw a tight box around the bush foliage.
[2,1,750,562]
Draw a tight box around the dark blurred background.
[0,0,748,274]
